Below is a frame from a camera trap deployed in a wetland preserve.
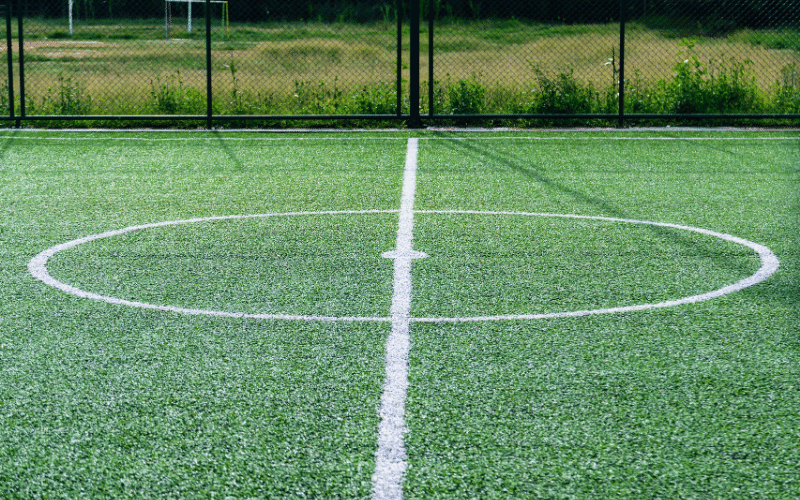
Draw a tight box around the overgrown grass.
[4,18,800,126]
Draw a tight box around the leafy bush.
[661,38,763,114]
[9,36,800,128]
[36,74,93,115]
[529,68,598,114]
[349,81,398,114]
[0,84,9,115]
[293,78,344,114]
[149,74,205,114]
[446,77,487,114]
[769,64,800,114]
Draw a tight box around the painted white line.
[372,138,421,500]
[27,210,396,322]
[419,136,799,141]
[28,210,778,324]
[2,134,797,142]
[0,135,411,142]
[410,211,780,322]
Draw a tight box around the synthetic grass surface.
[0,130,797,498]
[0,133,406,498]
[406,132,799,498]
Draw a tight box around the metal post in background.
[408,0,421,128]
[428,0,434,117]
[396,0,402,117]
[15,0,23,125]
[619,0,626,127]
[205,0,212,128]
[4,0,14,122]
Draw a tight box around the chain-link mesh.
[208,1,400,117]
[7,0,401,118]
[423,0,622,116]
[1,0,15,117]
[625,0,800,115]
[2,0,800,124]
[14,0,204,117]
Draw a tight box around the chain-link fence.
[2,0,799,127]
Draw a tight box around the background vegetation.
[25,0,800,28]
[2,10,799,127]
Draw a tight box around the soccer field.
[1,130,798,498]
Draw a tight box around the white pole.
[68,0,74,36]
[188,1,192,33]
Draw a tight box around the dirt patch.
[1,40,118,51]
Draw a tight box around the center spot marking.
[381,250,429,260]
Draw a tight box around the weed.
[0,83,9,114]
[707,57,763,113]
[39,74,92,115]
[225,60,247,114]
[530,67,598,114]
[664,38,763,113]
[623,69,666,113]
[350,81,398,114]
[669,38,709,113]
[294,78,344,114]
[421,78,449,115]
[149,73,205,114]
[446,77,487,114]
[770,64,800,113]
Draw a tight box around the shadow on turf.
[430,131,768,287]
[212,130,247,171]
[0,130,19,163]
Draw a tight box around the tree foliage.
[27,0,800,28]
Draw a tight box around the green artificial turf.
[0,130,797,498]
[0,132,406,498]
[405,132,800,499]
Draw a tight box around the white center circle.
[28,210,780,322]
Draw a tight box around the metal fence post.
[428,0,434,117]
[396,0,402,117]
[618,0,626,127]
[408,0,421,128]
[4,0,13,123]
[15,0,23,126]
[206,0,213,129]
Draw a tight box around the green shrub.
[769,64,800,114]
[149,74,205,114]
[446,77,487,114]
[37,74,92,115]
[661,38,763,114]
[293,78,344,114]
[667,39,710,113]
[530,68,598,114]
[0,83,9,114]
[349,81,398,114]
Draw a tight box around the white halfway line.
[372,138,425,500]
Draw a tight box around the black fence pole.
[396,0,402,117]
[428,0,434,117]
[205,0,213,129]
[408,0,421,128]
[618,0,626,127]
[4,0,14,123]
[16,0,24,125]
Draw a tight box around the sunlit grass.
[0,131,797,498]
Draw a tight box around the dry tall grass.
[3,20,798,113]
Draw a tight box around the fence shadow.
[429,131,775,292]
